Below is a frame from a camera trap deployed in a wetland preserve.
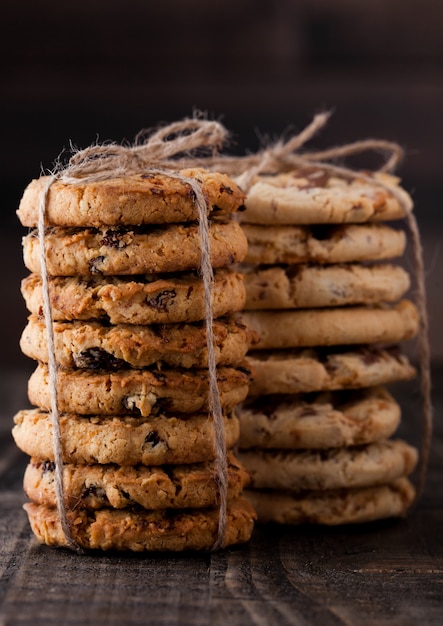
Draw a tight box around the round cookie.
[13,409,240,466]
[21,269,245,324]
[243,263,410,310]
[17,168,246,227]
[247,345,416,395]
[23,221,248,276]
[239,168,411,225]
[24,452,250,510]
[28,362,252,417]
[242,223,406,265]
[242,300,419,349]
[21,315,255,370]
[238,439,418,492]
[245,478,415,525]
[238,387,401,450]
[23,497,256,551]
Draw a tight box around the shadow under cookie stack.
[237,167,421,525]
[13,168,256,551]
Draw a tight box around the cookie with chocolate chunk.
[239,168,410,225]
[243,263,410,310]
[247,345,415,395]
[23,221,248,276]
[27,362,251,417]
[23,497,256,551]
[24,452,249,510]
[13,409,240,466]
[21,269,245,325]
[245,478,415,525]
[21,315,255,370]
[243,223,406,265]
[17,168,245,227]
[238,439,418,492]
[243,300,419,349]
[238,387,400,450]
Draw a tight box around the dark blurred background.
[1,0,442,388]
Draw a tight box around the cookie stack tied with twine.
[229,113,432,525]
[13,119,257,552]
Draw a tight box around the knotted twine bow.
[38,112,431,552]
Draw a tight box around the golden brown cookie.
[242,222,406,265]
[23,497,256,551]
[21,315,255,369]
[247,345,415,395]
[238,387,401,450]
[17,169,246,227]
[21,269,246,324]
[243,263,410,310]
[242,301,419,349]
[245,478,415,525]
[23,221,248,276]
[24,452,250,510]
[13,408,240,466]
[27,362,252,417]
[238,439,418,491]
[239,168,410,225]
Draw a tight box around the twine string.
[37,176,83,554]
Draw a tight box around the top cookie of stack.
[15,167,257,552]
[236,166,420,526]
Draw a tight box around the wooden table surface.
[1,368,442,626]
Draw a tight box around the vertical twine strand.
[37,175,83,553]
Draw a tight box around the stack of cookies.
[13,168,257,551]
[236,167,420,525]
